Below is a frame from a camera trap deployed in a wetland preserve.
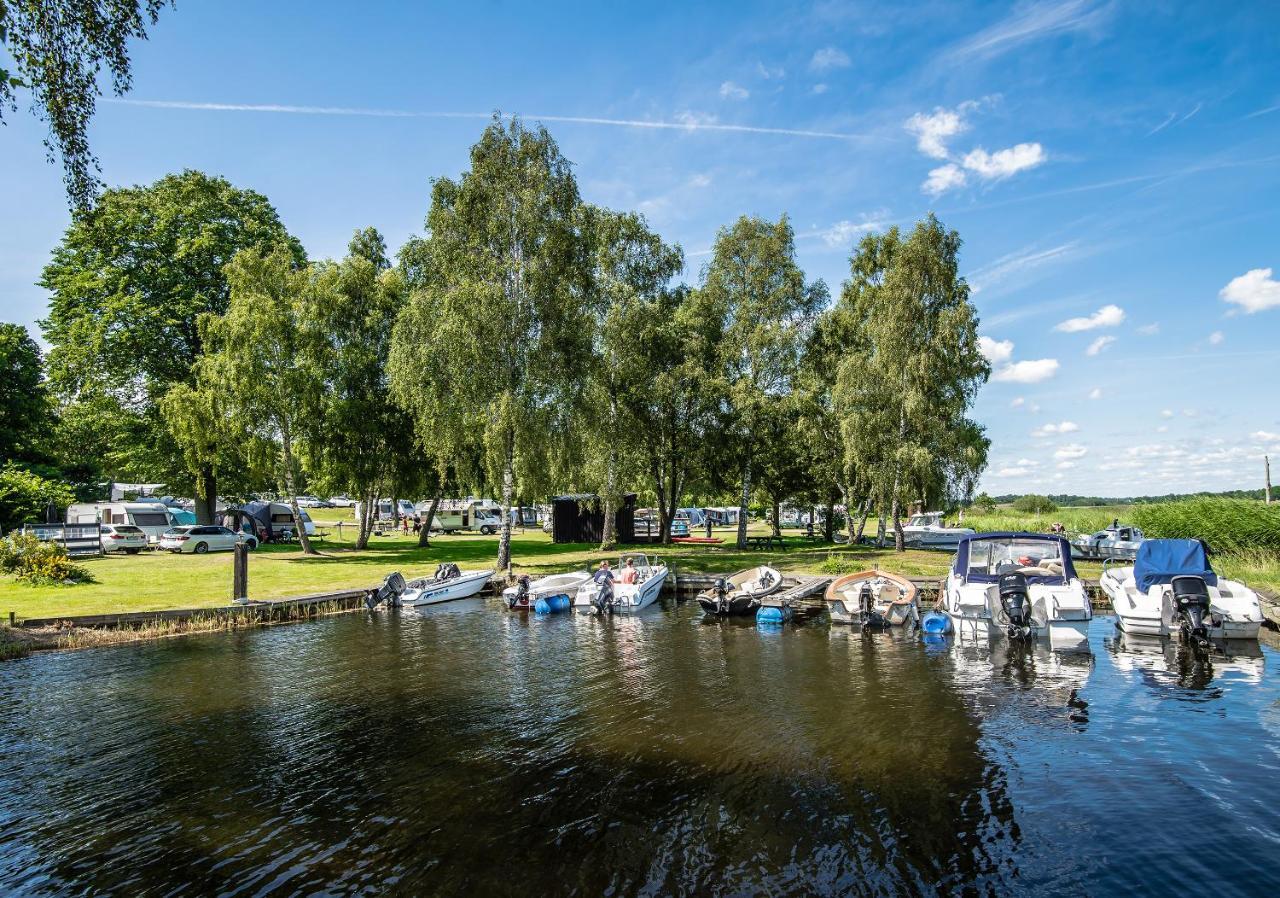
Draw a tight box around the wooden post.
[1266,455,1273,504]
[8,611,14,627]
[233,542,250,602]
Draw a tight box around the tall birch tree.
[389,117,591,571]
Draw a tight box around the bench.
[747,535,786,551]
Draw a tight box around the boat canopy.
[952,532,1077,585]
[1132,539,1217,592]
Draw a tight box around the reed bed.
[1131,498,1280,554]
[961,505,1128,535]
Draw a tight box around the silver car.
[160,525,257,554]
[100,523,148,554]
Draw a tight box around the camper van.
[354,499,416,523]
[428,499,504,534]
[66,501,180,546]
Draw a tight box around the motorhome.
[430,499,504,534]
[705,506,741,526]
[355,499,416,523]
[66,501,180,545]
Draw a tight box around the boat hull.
[402,570,494,606]
[697,594,761,616]
[574,568,668,614]
[824,571,919,626]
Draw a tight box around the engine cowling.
[998,572,1032,638]
[1170,575,1211,645]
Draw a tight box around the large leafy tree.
[1,1,172,208]
[701,215,826,548]
[389,117,592,571]
[834,214,989,551]
[579,206,684,550]
[0,322,50,463]
[40,170,304,521]
[196,245,330,555]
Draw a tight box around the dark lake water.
[2,600,1278,896]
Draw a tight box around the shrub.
[1132,498,1280,554]
[0,532,92,586]
[0,464,75,533]
[1012,494,1057,514]
[972,493,997,513]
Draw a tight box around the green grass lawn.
[3,522,1077,621]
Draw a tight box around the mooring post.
[8,611,14,627]
[233,542,250,603]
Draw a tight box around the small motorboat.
[901,511,975,550]
[401,563,495,606]
[824,570,919,627]
[943,532,1091,646]
[1099,538,1263,643]
[696,566,782,616]
[501,570,591,613]
[1071,521,1145,561]
[574,554,668,614]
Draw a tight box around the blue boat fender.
[534,593,572,615]
[757,606,790,625]
[921,611,952,635]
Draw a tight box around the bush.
[1012,494,1057,514]
[972,493,997,513]
[0,464,75,533]
[1132,498,1280,554]
[0,532,92,586]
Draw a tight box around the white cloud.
[995,459,1035,477]
[1088,387,1102,399]
[719,81,750,100]
[1055,443,1089,460]
[1056,461,1076,470]
[688,173,712,188]
[811,83,829,95]
[969,242,1077,293]
[810,47,851,70]
[1055,303,1125,332]
[1010,397,1025,408]
[1253,430,1280,442]
[1086,335,1116,355]
[1161,409,1174,418]
[948,0,1110,62]
[906,107,969,159]
[1137,322,1160,335]
[1208,330,1224,345]
[978,336,1014,366]
[923,163,967,196]
[756,62,785,80]
[819,217,884,248]
[993,358,1060,383]
[961,143,1047,179]
[1033,420,1079,437]
[1220,268,1280,314]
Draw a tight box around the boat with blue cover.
[1100,539,1263,642]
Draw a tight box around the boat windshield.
[965,537,1067,580]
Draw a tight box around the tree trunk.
[771,498,781,537]
[497,430,515,572]
[854,501,870,542]
[600,446,617,551]
[355,484,375,550]
[736,455,752,550]
[193,466,217,525]
[664,470,684,547]
[892,495,905,553]
[824,494,835,542]
[652,458,671,546]
[876,504,887,548]
[418,492,441,548]
[279,423,316,555]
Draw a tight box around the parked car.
[160,525,257,554]
[293,496,333,508]
[328,495,355,507]
[99,523,148,554]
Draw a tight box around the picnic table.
[746,535,786,551]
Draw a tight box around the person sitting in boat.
[593,560,614,585]
[619,556,639,585]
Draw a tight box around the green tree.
[389,117,592,571]
[0,462,73,531]
[579,206,684,550]
[40,170,304,522]
[1013,494,1056,514]
[834,215,989,551]
[197,245,329,555]
[0,323,50,463]
[701,215,825,549]
[972,491,997,514]
[1,1,171,208]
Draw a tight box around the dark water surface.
[2,600,1279,896]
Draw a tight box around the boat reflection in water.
[941,635,1094,730]
[1106,629,1265,692]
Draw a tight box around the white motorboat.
[696,566,783,616]
[401,564,494,606]
[942,532,1091,647]
[573,553,668,614]
[824,570,919,627]
[1071,521,1146,561]
[1108,631,1265,687]
[502,569,592,613]
[901,511,975,549]
[1099,538,1263,642]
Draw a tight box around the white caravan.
[66,501,179,546]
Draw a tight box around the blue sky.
[2,0,1279,497]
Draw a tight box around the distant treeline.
[991,489,1271,507]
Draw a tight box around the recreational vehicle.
[65,501,180,546]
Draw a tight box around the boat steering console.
[998,572,1034,639]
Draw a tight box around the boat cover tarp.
[1133,539,1217,592]
[952,532,1078,585]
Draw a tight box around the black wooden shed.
[550,494,638,544]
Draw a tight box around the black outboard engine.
[998,572,1033,639]
[1170,575,1212,647]
[508,575,530,610]
[591,578,615,615]
[368,571,407,609]
[713,578,730,615]
[856,581,887,628]
[434,562,461,581]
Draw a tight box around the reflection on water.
[0,607,1278,895]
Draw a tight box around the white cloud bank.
[978,336,1014,365]
[1033,421,1079,436]
[1055,443,1089,460]
[907,100,1046,195]
[1220,268,1280,314]
[719,81,749,100]
[1055,303,1125,332]
[981,335,1058,383]
[810,47,851,71]
[1086,335,1116,355]
[906,107,969,159]
[961,143,1046,179]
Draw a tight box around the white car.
[100,523,148,554]
[293,496,326,508]
[160,525,257,554]
[328,495,355,508]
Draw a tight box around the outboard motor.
[856,582,887,628]
[713,578,730,615]
[998,572,1033,639]
[508,575,531,610]
[368,571,407,609]
[591,578,615,616]
[1170,575,1212,647]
